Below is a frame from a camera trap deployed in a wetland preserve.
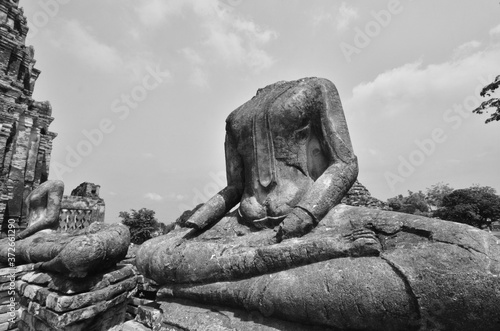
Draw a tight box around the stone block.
[49,265,136,294]
[126,305,138,315]
[0,302,18,314]
[121,320,152,331]
[130,297,155,307]
[135,304,162,330]
[18,272,51,285]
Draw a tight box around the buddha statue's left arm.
[277,79,358,240]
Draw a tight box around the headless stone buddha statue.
[137,78,500,330]
[0,180,129,277]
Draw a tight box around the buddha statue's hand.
[343,228,381,256]
[276,207,316,242]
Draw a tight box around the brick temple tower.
[0,0,57,233]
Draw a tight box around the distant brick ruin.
[59,182,106,231]
[342,180,390,210]
[0,0,56,233]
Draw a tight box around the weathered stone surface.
[137,78,500,330]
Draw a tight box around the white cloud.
[452,40,482,59]
[180,48,208,87]
[165,193,186,201]
[136,0,184,27]
[189,67,209,88]
[135,0,277,73]
[489,24,500,36]
[312,12,331,27]
[181,48,205,65]
[202,14,277,72]
[312,2,359,32]
[144,192,185,202]
[336,2,359,31]
[144,192,163,201]
[50,20,124,73]
[48,19,164,80]
[347,43,500,119]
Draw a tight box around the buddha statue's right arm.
[184,130,244,231]
[277,79,358,241]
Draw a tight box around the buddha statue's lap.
[137,77,500,329]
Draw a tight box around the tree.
[387,191,430,216]
[425,182,454,210]
[119,208,172,244]
[434,187,500,229]
[473,75,500,124]
[469,183,497,195]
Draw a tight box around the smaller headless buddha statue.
[0,180,129,277]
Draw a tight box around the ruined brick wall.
[0,1,57,234]
[59,183,106,231]
[342,180,391,210]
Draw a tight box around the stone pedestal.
[16,265,137,331]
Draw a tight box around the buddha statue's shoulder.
[225,77,339,132]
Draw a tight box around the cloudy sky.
[20,0,500,224]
